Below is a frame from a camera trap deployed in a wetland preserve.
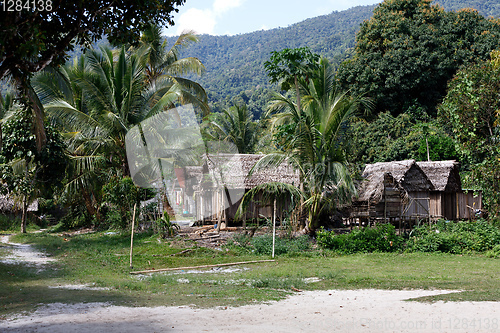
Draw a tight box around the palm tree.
[135,24,209,115]
[251,57,372,233]
[203,103,258,154]
[32,43,205,220]
[0,90,16,151]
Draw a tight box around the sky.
[165,0,382,36]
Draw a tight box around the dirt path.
[1,289,499,333]
[0,234,56,268]
[1,234,499,332]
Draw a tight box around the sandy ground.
[1,235,500,333]
[0,235,56,265]
[1,289,500,333]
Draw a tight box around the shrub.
[316,224,403,254]
[407,219,500,254]
[104,210,124,230]
[154,214,180,238]
[485,244,500,258]
[58,206,92,230]
[0,214,21,231]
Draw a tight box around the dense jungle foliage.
[2,0,500,231]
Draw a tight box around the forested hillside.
[178,5,376,116]
[175,0,500,116]
[435,0,500,16]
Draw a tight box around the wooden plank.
[130,259,276,275]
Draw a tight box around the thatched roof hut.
[0,195,38,212]
[195,153,300,223]
[416,161,461,192]
[356,160,434,204]
[351,160,435,223]
[416,160,481,220]
[202,153,299,190]
[352,159,480,222]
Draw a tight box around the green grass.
[1,230,500,319]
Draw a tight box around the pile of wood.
[181,225,240,248]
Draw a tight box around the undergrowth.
[317,219,500,255]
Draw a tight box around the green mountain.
[3,0,499,114]
[178,5,376,116]
[435,0,500,17]
[175,0,500,117]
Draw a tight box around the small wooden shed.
[350,160,434,224]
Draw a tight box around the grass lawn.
[1,230,499,318]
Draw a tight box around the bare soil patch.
[0,235,56,268]
[1,289,499,332]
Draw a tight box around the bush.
[0,214,21,231]
[316,224,403,254]
[58,206,92,230]
[407,219,500,254]
[104,210,124,230]
[485,244,500,258]
[251,234,311,256]
[154,214,179,238]
[0,214,41,232]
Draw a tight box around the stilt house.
[351,159,482,224]
[193,154,300,223]
[350,160,434,224]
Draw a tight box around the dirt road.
[1,234,499,332]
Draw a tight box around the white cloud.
[169,0,245,36]
[213,0,244,15]
[174,8,216,35]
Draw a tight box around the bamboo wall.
[195,189,294,224]
[429,191,482,220]
[456,191,482,219]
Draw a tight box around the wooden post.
[21,195,28,234]
[129,203,137,270]
[426,137,430,162]
[384,186,387,223]
[272,198,276,258]
[216,188,222,233]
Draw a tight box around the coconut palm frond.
[235,181,303,220]
[162,57,205,77]
[248,152,288,176]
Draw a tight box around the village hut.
[194,154,300,224]
[0,195,39,213]
[350,160,434,226]
[416,161,481,220]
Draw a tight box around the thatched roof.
[416,161,461,192]
[202,154,300,190]
[0,195,38,212]
[356,160,434,204]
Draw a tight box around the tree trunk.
[294,74,301,114]
[16,76,47,152]
[82,189,101,222]
[163,192,175,218]
[21,195,28,233]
